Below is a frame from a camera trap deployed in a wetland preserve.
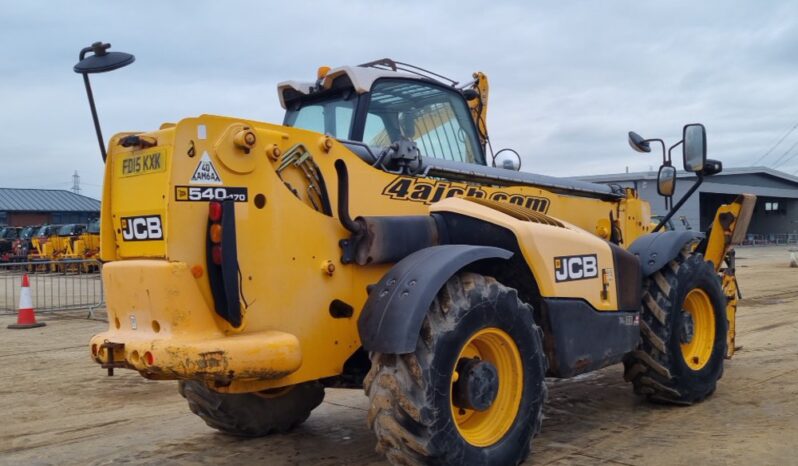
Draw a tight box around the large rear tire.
[179,380,324,436]
[623,249,727,404]
[364,272,547,466]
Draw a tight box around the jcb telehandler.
[76,43,754,465]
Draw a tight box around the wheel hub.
[680,310,695,344]
[452,357,499,411]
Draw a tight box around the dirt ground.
[1,246,797,465]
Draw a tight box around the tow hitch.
[100,341,126,376]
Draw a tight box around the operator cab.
[0,227,19,240]
[280,61,486,167]
[57,224,87,237]
[279,60,622,201]
[35,225,61,239]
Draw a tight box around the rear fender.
[358,245,512,354]
[628,231,703,276]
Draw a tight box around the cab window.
[364,80,483,164]
[284,90,357,139]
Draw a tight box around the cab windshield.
[363,80,483,164]
[58,224,85,236]
[58,225,76,236]
[20,227,35,240]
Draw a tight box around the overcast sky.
[2,1,797,199]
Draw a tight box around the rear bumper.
[90,260,302,387]
[90,329,302,383]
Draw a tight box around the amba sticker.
[190,151,223,185]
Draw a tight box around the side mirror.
[493,148,521,171]
[628,131,651,153]
[657,164,676,197]
[683,123,707,172]
[73,42,135,162]
[462,89,480,101]
[73,42,136,74]
[74,42,135,74]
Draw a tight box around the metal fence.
[0,260,104,314]
[743,234,798,246]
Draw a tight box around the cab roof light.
[317,65,331,80]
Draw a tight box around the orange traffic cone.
[7,274,45,329]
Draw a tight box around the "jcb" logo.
[554,254,598,282]
[121,215,163,241]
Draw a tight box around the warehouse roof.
[576,166,798,185]
[0,188,100,212]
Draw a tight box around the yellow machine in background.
[63,220,100,272]
[28,224,60,271]
[76,47,754,465]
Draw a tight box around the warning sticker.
[190,151,222,184]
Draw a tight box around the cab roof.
[277,58,465,110]
[278,65,423,109]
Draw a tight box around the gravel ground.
[1,246,796,465]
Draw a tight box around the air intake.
[465,197,565,228]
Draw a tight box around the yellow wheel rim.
[450,328,523,447]
[680,288,716,370]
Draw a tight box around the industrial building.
[579,167,798,242]
[0,188,100,226]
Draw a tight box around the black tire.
[623,249,727,404]
[364,272,547,466]
[178,380,325,436]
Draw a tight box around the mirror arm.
[653,173,703,233]
[80,72,107,162]
[666,140,683,166]
[644,138,666,160]
[79,46,93,61]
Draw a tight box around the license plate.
[118,148,168,178]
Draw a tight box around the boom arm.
[703,194,756,271]
[467,72,490,152]
[700,193,756,359]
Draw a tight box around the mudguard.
[628,231,703,276]
[358,244,512,354]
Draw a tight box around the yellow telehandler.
[62,220,101,272]
[27,224,61,272]
[76,43,754,465]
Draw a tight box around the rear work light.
[205,198,242,327]
[208,201,224,265]
[211,245,222,266]
[209,224,223,244]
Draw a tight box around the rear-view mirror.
[657,164,676,197]
[683,123,706,172]
[628,131,651,153]
[493,148,521,171]
[74,42,135,74]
